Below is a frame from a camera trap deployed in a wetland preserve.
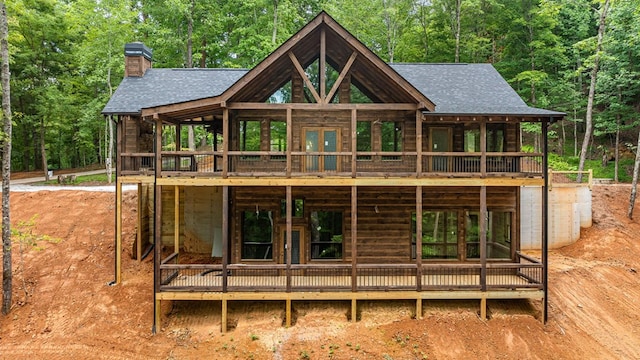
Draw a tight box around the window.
[464,124,505,152]
[270,121,286,161]
[240,120,261,160]
[280,198,304,218]
[310,211,343,259]
[241,210,273,260]
[412,211,458,259]
[356,121,371,160]
[381,121,402,160]
[465,211,512,259]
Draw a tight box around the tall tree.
[1,0,12,315]
[577,0,610,182]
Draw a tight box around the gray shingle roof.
[101,68,247,115]
[102,63,563,118]
[390,63,563,117]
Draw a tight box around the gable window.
[381,121,402,161]
[310,211,343,260]
[241,210,273,260]
[412,211,458,259]
[356,121,371,160]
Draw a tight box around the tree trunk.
[628,130,640,219]
[1,1,13,315]
[615,115,620,183]
[454,0,461,63]
[186,0,194,68]
[272,0,278,44]
[577,0,610,182]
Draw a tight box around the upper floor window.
[381,121,402,160]
[240,120,261,151]
[412,211,458,259]
[356,121,371,160]
[465,210,511,260]
[464,124,505,152]
[310,210,343,260]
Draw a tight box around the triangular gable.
[221,11,435,110]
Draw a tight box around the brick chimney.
[124,42,152,77]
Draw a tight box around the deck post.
[351,109,357,177]
[480,120,486,176]
[174,185,180,254]
[221,298,228,333]
[351,298,357,323]
[116,181,122,283]
[137,183,142,262]
[416,186,423,291]
[542,118,550,323]
[480,296,487,320]
[351,186,357,292]
[416,110,422,175]
[286,186,292,293]
[285,298,292,327]
[286,108,292,177]
[222,186,229,292]
[154,298,161,333]
[222,108,229,178]
[480,186,487,292]
[416,298,423,320]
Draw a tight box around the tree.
[577,0,610,183]
[1,0,12,315]
[628,131,640,219]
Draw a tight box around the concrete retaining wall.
[520,186,592,250]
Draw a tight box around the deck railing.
[121,151,544,178]
[159,254,543,293]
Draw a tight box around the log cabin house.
[102,12,564,332]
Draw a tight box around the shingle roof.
[102,63,563,118]
[390,63,563,117]
[101,68,247,115]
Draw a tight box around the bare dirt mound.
[0,185,639,359]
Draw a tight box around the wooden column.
[542,118,550,323]
[416,186,423,291]
[221,297,228,333]
[416,110,422,175]
[174,185,180,254]
[155,116,163,176]
[480,120,486,176]
[351,186,357,292]
[222,186,229,292]
[115,116,122,176]
[152,183,162,333]
[176,124,181,151]
[222,108,229,178]
[480,186,487,292]
[115,181,122,283]
[137,183,142,262]
[351,109,357,178]
[286,108,292,177]
[286,186,292,293]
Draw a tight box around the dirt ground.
[0,184,639,359]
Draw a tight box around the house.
[102,12,564,333]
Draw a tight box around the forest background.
[4,0,640,181]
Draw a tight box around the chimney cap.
[124,42,152,61]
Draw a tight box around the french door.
[304,128,339,172]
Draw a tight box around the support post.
[286,186,292,293]
[416,186,423,291]
[416,110,422,175]
[480,186,487,292]
[155,298,161,332]
[351,109,357,178]
[542,118,550,323]
[480,121,487,176]
[480,296,487,320]
[116,181,122,283]
[285,298,292,327]
[222,108,229,178]
[351,298,357,323]
[137,183,142,262]
[351,186,357,292]
[286,108,292,177]
[416,298,423,320]
[221,298,228,333]
[174,185,180,254]
[222,186,229,292]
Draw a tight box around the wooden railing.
[159,255,543,293]
[121,151,544,178]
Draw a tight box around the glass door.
[283,227,304,264]
[304,128,340,172]
[429,128,451,172]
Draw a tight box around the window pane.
[465,211,512,259]
[356,121,371,151]
[240,121,261,151]
[270,121,286,151]
[412,211,458,259]
[242,211,273,260]
[381,121,402,152]
[464,129,480,152]
[310,211,343,259]
[280,199,304,218]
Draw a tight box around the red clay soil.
[0,185,639,359]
